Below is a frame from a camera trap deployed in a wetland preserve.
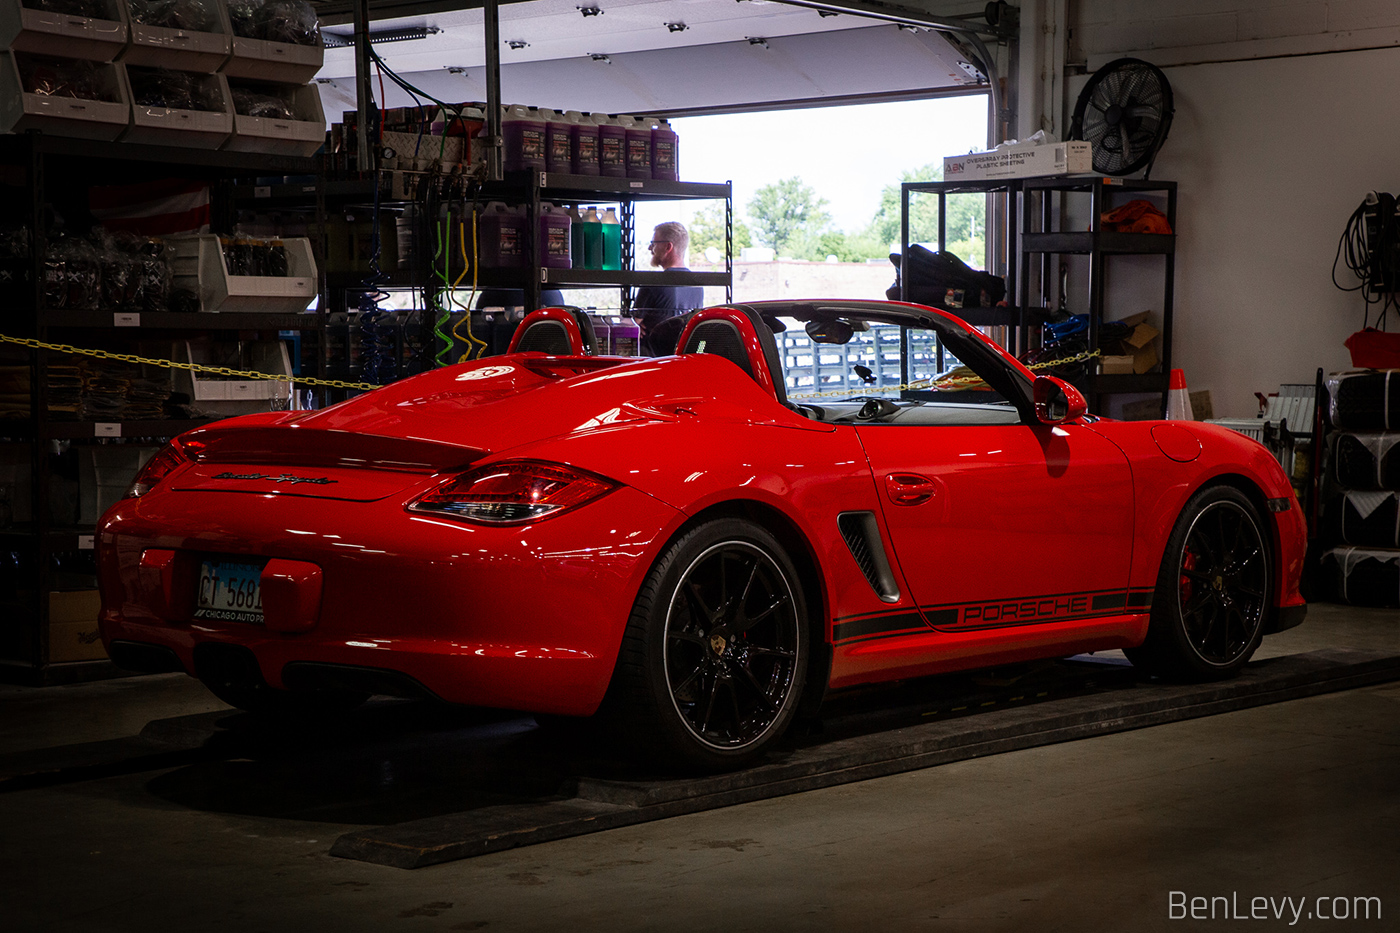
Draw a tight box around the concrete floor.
[2,603,1397,932]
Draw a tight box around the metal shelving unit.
[0,135,326,685]
[304,169,732,306]
[898,178,1042,347]
[1020,177,1177,413]
[494,170,732,314]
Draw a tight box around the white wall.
[1060,3,1400,417]
[1071,0,1400,69]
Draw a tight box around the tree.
[686,203,750,262]
[747,177,831,255]
[863,163,987,268]
[787,228,888,263]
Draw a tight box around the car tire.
[1127,485,1272,680]
[608,518,810,772]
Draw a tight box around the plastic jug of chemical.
[585,206,606,270]
[500,105,545,172]
[544,109,573,174]
[577,206,603,270]
[569,111,600,175]
[590,312,612,354]
[607,315,640,356]
[600,206,622,270]
[568,205,585,269]
[620,114,652,179]
[478,202,527,268]
[651,117,679,181]
[538,202,572,269]
[596,114,627,178]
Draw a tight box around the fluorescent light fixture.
[322,26,441,48]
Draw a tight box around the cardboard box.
[49,590,107,663]
[944,140,1093,181]
[1099,311,1160,375]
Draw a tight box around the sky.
[632,93,990,247]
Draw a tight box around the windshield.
[733,301,1031,426]
[777,317,1000,399]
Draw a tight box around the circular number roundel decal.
[456,365,516,382]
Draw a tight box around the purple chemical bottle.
[597,114,626,178]
[569,110,600,176]
[537,202,572,269]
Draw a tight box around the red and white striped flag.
[89,178,211,235]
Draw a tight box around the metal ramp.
[3,648,1396,870]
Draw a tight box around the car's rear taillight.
[408,460,616,524]
[123,439,197,499]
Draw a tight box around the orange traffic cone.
[1166,368,1194,420]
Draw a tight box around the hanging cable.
[1333,197,1386,329]
[370,47,477,173]
[431,211,456,365]
[355,170,395,385]
[449,208,487,361]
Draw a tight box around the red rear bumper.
[98,484,679,715]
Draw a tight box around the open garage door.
[313,0,993,115]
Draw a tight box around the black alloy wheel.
[1127,486,1271,679]
[610,518,809,771]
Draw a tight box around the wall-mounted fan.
[1070,57,1174,178]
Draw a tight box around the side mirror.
[1033,375,1088,424]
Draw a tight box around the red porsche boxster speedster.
[97,300,1307,769]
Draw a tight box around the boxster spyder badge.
[211,472,337,485]
[96,300,1306,771]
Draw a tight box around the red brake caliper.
[1179,548,1197,604]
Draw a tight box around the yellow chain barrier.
[0,334,382,392]
[0,334,1103,401]
[788,348,1102,400]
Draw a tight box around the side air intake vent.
[837,511,900,603]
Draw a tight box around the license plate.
[194,560,265,624]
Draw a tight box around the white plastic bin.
[0,50,130,141]
[222,0,322,84]
[222,34,320,83]
[79,444,157,524]
[0,0,129,63]
[222,79,324,157]
[120,0,232,73]
[167,234,317,313]
[174,339,292,416]
[118,63,232,148]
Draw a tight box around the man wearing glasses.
[634,221,705,355]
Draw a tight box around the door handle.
[885,473,937,506]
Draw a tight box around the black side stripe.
[832,587,1156,646]
[832,612,927,644]
[1092,592,1127,611]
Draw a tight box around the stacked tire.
[1321,371,1400,606]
